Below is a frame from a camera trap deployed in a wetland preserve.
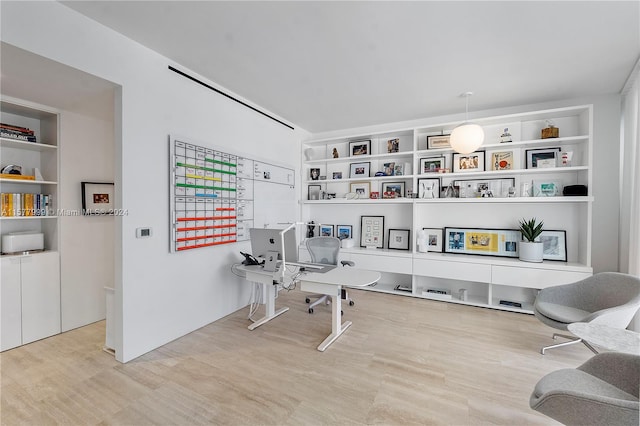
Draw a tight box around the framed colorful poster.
[360,215,384,248]
[444,227,521,258]
[319,224,334,237]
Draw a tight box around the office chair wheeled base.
[540,333,599,355]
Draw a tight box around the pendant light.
[450,92,484,154]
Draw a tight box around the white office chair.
[305,236,355,314]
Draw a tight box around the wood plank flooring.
[1,288,593,425]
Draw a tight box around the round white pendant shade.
[450,123,485,154]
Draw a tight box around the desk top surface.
[568,322,640,355]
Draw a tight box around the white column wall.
[1,1,308,362]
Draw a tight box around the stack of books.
[0,122,37,142]
[1,193,51,216]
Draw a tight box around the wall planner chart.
[169,135,295,253]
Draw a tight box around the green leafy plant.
[519,218,544,242]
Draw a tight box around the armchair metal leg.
[541,334,600,355]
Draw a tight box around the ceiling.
[60,1,639,133]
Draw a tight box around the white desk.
[237,264,380,351]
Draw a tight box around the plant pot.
[519,241,543,263]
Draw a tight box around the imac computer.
[249,227,297,263]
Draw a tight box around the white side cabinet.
[1,252,61,351]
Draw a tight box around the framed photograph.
[336,225,353,240]
[360,215,385,248]
[82,182,114,215]
[383,162,396,176]
[487,150,516,171]
[526,147,561,169]
[350,140,371,156]
[394,164,404,176]
[444,227,521,258]
[419,156,446,174]
[539,230,567,261]
[387,138,399,153]
[349,161,370,178]
[422,228,443,252]
[532,180,562,197]
[332,171,342,179]
[382,182,405,198]
[453,178,516,198]
[388,229,410,250]
[427,135,451,149]
[319,224,334,237]
[310,168,320,180]
[308,184,321,200]
[417,178,440,199]
[350,181,371,198]
[452,151,485,173]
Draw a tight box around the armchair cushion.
[535,301,591,324]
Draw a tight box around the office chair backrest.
[306,237,340,265]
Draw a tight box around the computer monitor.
[249,227,297,263]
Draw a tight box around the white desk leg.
[317,286,352,351]
[248,280,289,331]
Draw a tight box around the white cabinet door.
[1,257,22,351]
[20,252,61,344]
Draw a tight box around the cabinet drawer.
[491,265,592,289]
[348,253,412,274]
[413,258,491,283]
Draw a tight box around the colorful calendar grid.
[173,140,240,251]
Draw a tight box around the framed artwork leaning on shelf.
[444,227,521,258]
[420,156,446,174]
[452,151,485,173]
[427,134,451,149]
[487,150,517,171]
[539,230,567,261]
[382,181,405,198]
[526,147,561,169]
[350,140,371,156]
[388,229,410,250]
[422,228,443,252]
[308,184,321,200]
[336,225,352,240]
[320,224,334,237]
[349,161,370,178]
[453,177,515,198]
[349,181,370,198]
[360,215,384,248]
[418,178,440,199]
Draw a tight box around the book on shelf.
[0,129,37,142]
[0,122,35,135]
[1,192,50,216]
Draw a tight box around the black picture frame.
[388,229,410,250]
[360,215,384,248]
[452,151,486,173]
[526,147,561,169]
[419,156,446,174]
[308,184,321,200]
[336,225,352,240]
[350,140,371,156]
[427,134,451,149]
[443,227,521,258]
[417,178,440,199]
[381,181,405,198]
[349,161,371,178]
[539,230,568,261]
[82,181,115,215]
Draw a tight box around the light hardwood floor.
[1,288,592,425]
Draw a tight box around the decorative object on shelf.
[349,181,371,198]
[304,147,314,161]
[395,284,412,292]
[560,151,573,166]
[332,172,342,179]
[394,164,404,176]
[1,164,22,175]
[320,224,334,237]
[307,221,316,238]
[444,227,521,258]
[81,182,115,215]
[422,228,443,252]
[526,147,561,169]
[370,191,379,199]
[383,162,395,176]
[350,140,371,156]
[541,120,559,139]
[336,225,352,240]
[360,215,384,248]
[388,229,410,250]
[418,178,440,199]
[449,92,485,154]
[533,180,562,197]
[500,128,513,143]
[458,288,468,301]
[0,174,35,181]
[508,186,517,197]
[310,168,320,180]
[382,182,405,198]
[488,150,515,171]
[442,183,460,198]
[419,156,446,174]
[539,230,567,261]
[427,134,451,149]
[34,168,44,181]
[387,138,399,153]
[453,178,515,198]
[326,193,336,199]
[518,217,544,263]
[521,181,532,197]
[308,184,321,200]
[452,151,485,173]
[319,175,326,180]
[349,161,370,178]
[332,147,339,158]
[563,184,588,196]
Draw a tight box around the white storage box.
[1,232,44,254]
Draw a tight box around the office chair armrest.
[340,260,355,267]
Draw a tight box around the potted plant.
[519,218,544,262]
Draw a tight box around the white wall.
[1,1,308,362]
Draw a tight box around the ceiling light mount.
[450,92,484,155]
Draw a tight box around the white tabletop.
[568,322,640,355]
[302,267,381,287]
